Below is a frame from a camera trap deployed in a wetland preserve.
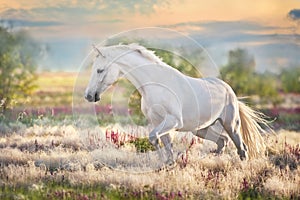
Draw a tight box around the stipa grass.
[0,124,299,199]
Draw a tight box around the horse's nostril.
[95,93,100,102]
[86,94,93,100]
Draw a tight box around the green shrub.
[130,137,155,153]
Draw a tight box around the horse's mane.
[127,43,166,66]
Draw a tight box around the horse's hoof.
[155,160,176,172]
[165,159,177,171]
[212,150,224,156]
[238,150,248,161]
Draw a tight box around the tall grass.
[0,121,299,199]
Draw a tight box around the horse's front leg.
[149,115,179,166]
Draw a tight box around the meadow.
[0,72,299,199]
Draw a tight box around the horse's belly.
[180,103,222,131]
[180,78,228,130]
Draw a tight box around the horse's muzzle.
[85,92,100,102]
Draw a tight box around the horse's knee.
[149,131,159,148]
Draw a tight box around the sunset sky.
[0,0,299,72]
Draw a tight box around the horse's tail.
[238,101,270,158]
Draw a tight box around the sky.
[0,0,300,73]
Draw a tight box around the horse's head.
[85,45,120,102]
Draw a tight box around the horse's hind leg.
[223,122,248,160]
[221,103,248,160]
[193,122,229,154]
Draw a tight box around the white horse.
[85,44,267,163]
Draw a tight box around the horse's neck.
[116,49,179,95]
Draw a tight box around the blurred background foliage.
[280,67,300,93]
[220,48,280,106]
[0,26,38,113]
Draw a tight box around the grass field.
[0,122,299,199]
[0,72,299,199]
[31,72,77,107]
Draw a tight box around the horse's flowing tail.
[238,101,269,158]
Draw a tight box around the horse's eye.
[97,69,104,74]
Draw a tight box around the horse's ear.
[92,44,105,57]
[130,43,143,54]
[135,48,142,54]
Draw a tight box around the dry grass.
[0,124,299,199]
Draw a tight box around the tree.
[221,48,256,95]
[0,26,38,113]
[221,48,279,104]
[280,66,300,93]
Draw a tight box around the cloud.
[0,0,169,24]
[166,20,282,34]
[288,9,300,21]
[164,20,295,46]
[90,19,123,24]
[168,20,300,44]
[97,0,169,14]
[201,21,279,33]
[1,18,63,27]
